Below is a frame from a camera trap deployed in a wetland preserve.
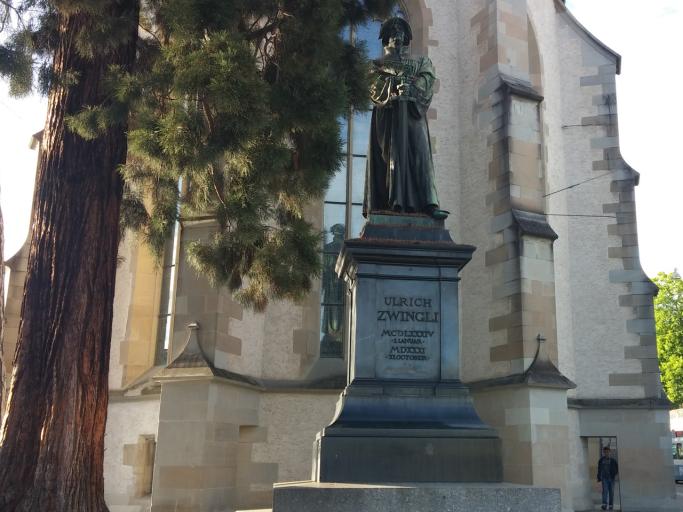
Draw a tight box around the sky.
[564,0,683,277]
[0,80,46,260]
[0,0,681,277]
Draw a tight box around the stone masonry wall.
[551,3,660,400]
[105,395,161,512]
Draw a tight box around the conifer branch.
[209,164,227,209]
[0,0,25,29]
[245,14,283,41]
[138,23,161,46]
[119,0,399,309]
[200,95,214,134]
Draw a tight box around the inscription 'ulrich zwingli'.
[377,310,440,323]
[384,297,433,308]
[378,295,439,362]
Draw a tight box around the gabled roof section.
[512,209,558,241]
[554,0,622,74]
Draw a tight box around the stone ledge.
[272,482,560,512]
[567,397,672,410]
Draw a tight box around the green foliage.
[653,271,683,406]
[1,29,37,95]
[121,0,397,309]
[0,0,137,94]
[1,0,398,310]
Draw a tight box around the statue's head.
[379,17,412,49]
[330,223,345,240]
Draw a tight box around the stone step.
[272,481,561,512]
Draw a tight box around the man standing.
[597,446,619,510]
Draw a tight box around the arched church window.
[320,10,405,358]
[154,219,181,365]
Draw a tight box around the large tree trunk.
[0,2,138,510]
[0,202,4,413]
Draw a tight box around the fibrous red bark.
[0,201,4,413]
[0,2,138,510]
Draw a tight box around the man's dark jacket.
[597,456,619,481]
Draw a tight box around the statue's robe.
[363,54,440,216]
[321,235,344,336]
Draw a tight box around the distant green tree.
[653,271,683,406]
[0,0,396,509]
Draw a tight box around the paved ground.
[241,485,683,512]
[240,486,683,512]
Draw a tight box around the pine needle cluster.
[1,0,397,310]
[653,271,683,406]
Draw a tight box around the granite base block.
[315,431,501,483]
[272,482,561,512]
[315,382,502,483]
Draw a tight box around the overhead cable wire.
[545,213,616,219]
[543,171,615,198]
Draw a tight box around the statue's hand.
[396,79,416,99]
[371,76,398,105]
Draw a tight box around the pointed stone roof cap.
[469,334,576,391]
[155,322,261,387]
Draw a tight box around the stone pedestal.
[313,214,502,483]
[272,482,561,512]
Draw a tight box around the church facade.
[3,0,677,511]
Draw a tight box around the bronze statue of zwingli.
[363,17,449,220]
